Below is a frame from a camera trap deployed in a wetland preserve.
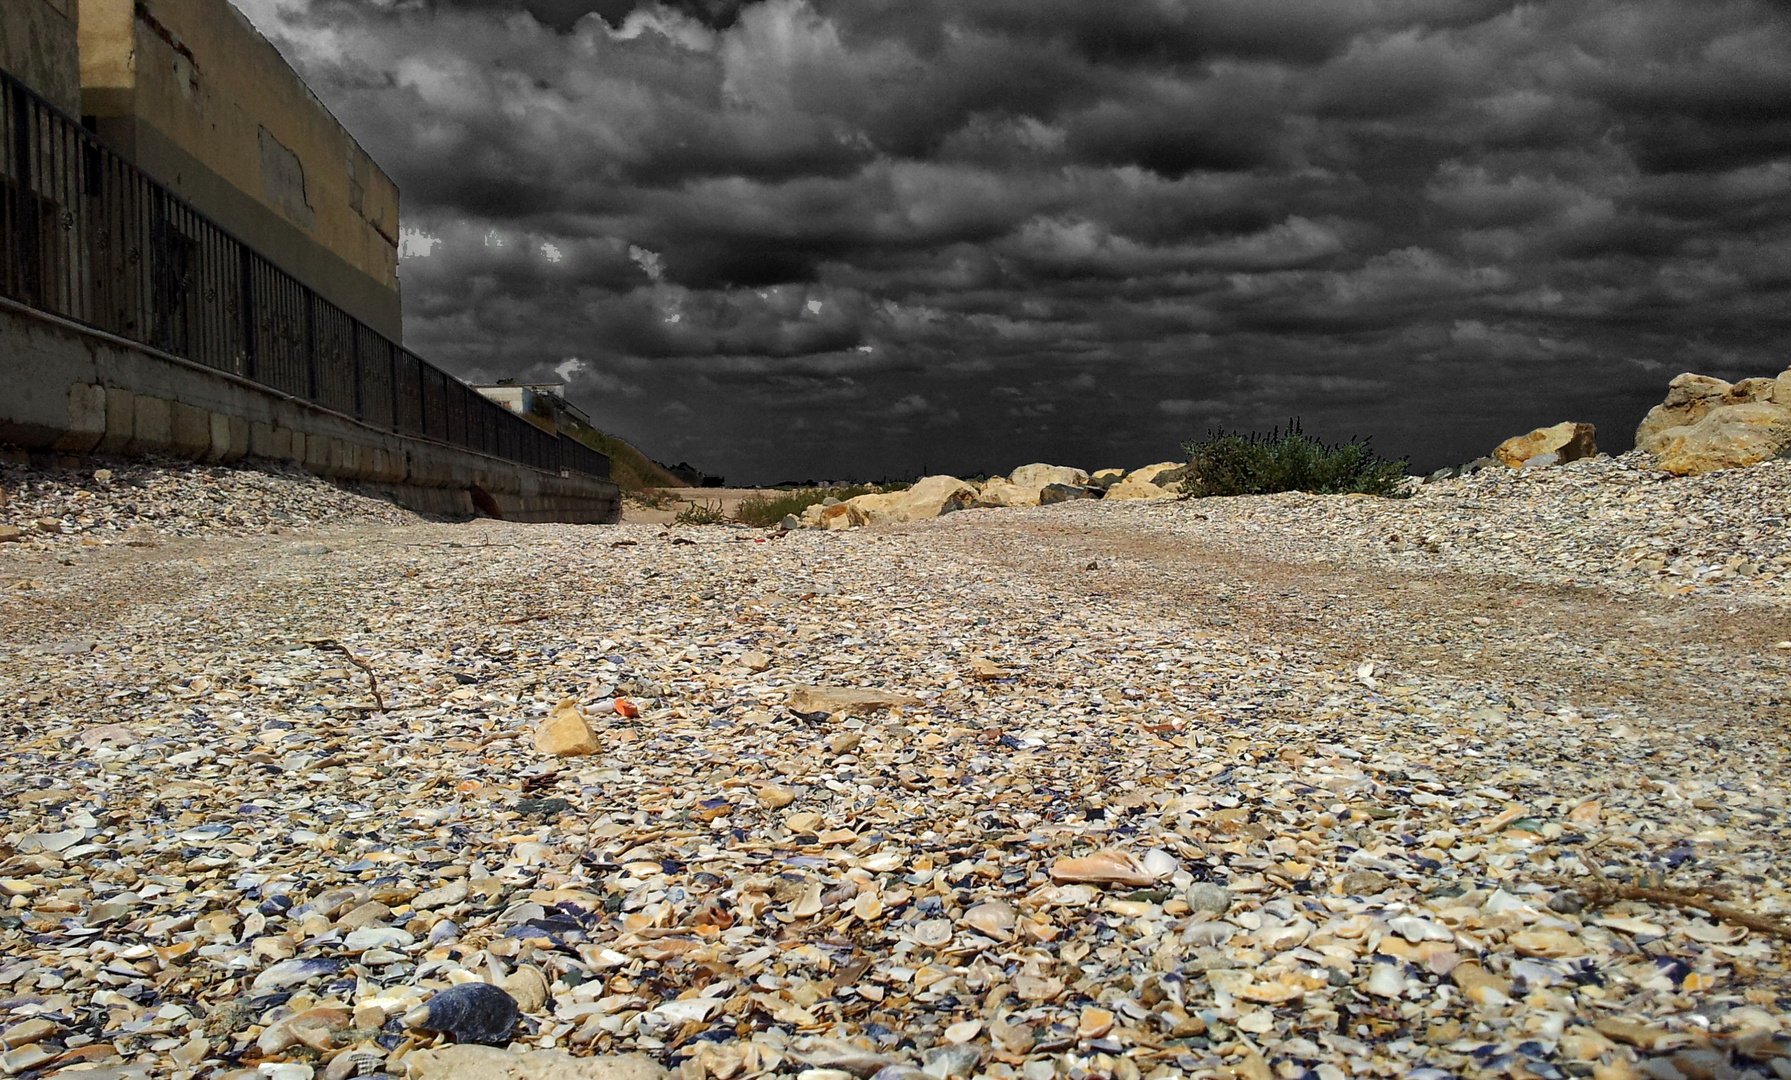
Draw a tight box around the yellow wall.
[76,0,402,339]
[1,0,82,115]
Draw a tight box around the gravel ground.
[0,457,433,554]
[1,457,1788,1080]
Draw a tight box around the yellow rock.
[756,784,797,809]
[786,685,924,716]
[1450,962,1512,1005]
[1510,928,1586,958]
[532,699,598,757]
[1076,1006,1114,1038]
[1492,421,1597,468]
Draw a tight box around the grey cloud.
[233,0,1791,481]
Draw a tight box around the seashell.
[1681,919,1746,944]
[251,957,340,993]
[1140,848,1179,879]
[961,900,1016,939]
[1076,1007,1114,1038]
[1048,851,1157,887]
[912,918,953,946]
[402,981,520,1045]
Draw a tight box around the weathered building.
[472,382,594,437]
[0,0,81,116]
[75,0,402,338]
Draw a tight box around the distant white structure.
[469,382,592,436]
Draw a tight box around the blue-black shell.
[412,982,519,1045]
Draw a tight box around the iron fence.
[0,67,608,481]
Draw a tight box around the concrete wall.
[0,300,620,524]
[76,0,402,340]
[1,0,81,116]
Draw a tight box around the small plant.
[674,500,726,525]
[734,485,895,528]
[1179,419,1410,498]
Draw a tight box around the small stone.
[1185,883,1232,914]
[533,698,600,757]
[757,783,798,809]
[337,900,394,929]
[1,1019,56,1049]
[780,514,801,530]
[1340,870,1392,895]
[413,879,470,910]
[1451,962,1512,1005]
[829,733,862,755]
[740,651,772,671]
[501,965,552,1013]
[970,657,1008,679]
[943,1019,982,1044]
[0,524,21,543]
[787,685,925,716]
[1077,1006,1114,1038]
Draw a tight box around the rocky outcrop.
[974,476,1042,508]
[820,475,977,529]
[1009,463,1089,490]
[1039,483,1097,505]
[1492,422,1597,469]
[794,460,1197,528]
[1104,461,1185,501]
[1635,369,1791,476]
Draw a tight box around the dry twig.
[306,637,386,712]
[1542,839,1791,940]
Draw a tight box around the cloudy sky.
[237,0,1791,482]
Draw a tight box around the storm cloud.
[238,0,1791,481]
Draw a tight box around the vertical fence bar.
[0,67,610,480]
[238,245,256,380]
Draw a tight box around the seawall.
[0,299,620,523]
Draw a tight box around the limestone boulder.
[1491,422,1597,469]
[1635,373,1776,449]
[1647,402,1791,476]
[973,477,1041,508]
[825,476,977,528]
[1009,463,1089,490]
[1104,461,1185,501]
[1634,369,1791,475]
[1038,483,1097,505]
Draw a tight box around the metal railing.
[0,67,609,481]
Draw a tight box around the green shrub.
[1179,419,1410,498]
[735,485,898,527]
[674,500,727,525]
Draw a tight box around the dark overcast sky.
[236,0,1791,483]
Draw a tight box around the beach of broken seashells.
[2,455,1789,1080]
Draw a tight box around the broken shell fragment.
[403,981,522,1045]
